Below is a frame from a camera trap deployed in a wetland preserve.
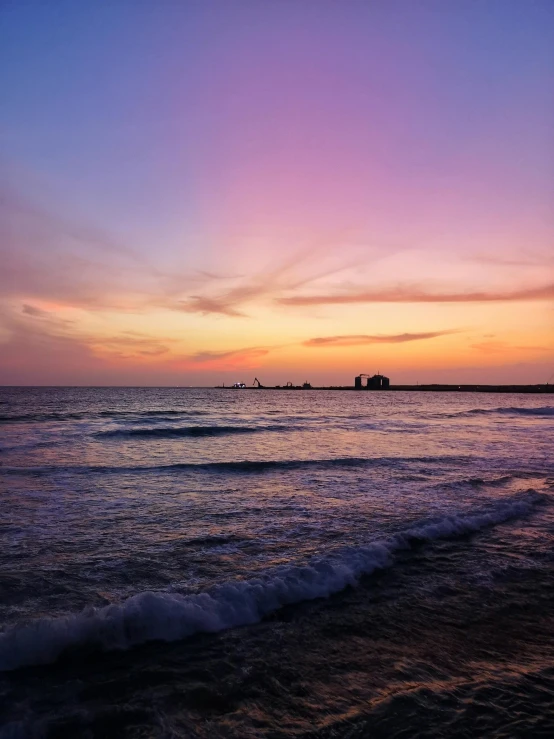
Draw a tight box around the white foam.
[0,492,543,672]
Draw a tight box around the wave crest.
[0,409,209,424]
[1,455,473,476]
[0,491,544,672]
[96,424,294,439]
[446,406,554,419]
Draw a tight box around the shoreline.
[217,384,554,393]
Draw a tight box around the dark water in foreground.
[1,387,553,738]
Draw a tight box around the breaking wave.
[0,491,544,672]
[0,412,89,423]
[96,424,296,439]
[0,454,471,476]
[0,409,209,424]
[447,406,554,419]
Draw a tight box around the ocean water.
[1,387,553,738]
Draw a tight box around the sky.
[0,0,553,386]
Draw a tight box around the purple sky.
[1,1,553,385]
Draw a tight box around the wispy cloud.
[88,334,172,359]
[186,346,270,365]
[178,238,381,317]
[304,330,459,347]
[469,250,554,267]
[0,184,181,312]
[22,304,49,318]
[21,303,74,328]
[2,302,174,362]
[179,295,248,317]
[277,283,554,307]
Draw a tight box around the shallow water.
[1,388,553,737]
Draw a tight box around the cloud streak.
[304,330,459,347]
[178,238,381,317]
[277,283,554,307]
[2,303,175,362]
[179,295,248,317]
[186,347,270,364]
[0,183,199,313]
[22,304,49,318]
[170,346,273,371]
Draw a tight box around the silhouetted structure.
[368,374,389,389]
[355,373,390,389]
[215,378,552,392]
[355,373,371,389]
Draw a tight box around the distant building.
[355,374,390,389]
[367,374,389,389]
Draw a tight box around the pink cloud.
[304,330,459,347]
[278,283,554,307]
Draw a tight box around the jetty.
[215,375,553,394]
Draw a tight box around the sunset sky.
[1,0,553,386]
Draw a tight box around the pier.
[216,377,554,393]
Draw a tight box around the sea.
[0,386,553,738]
